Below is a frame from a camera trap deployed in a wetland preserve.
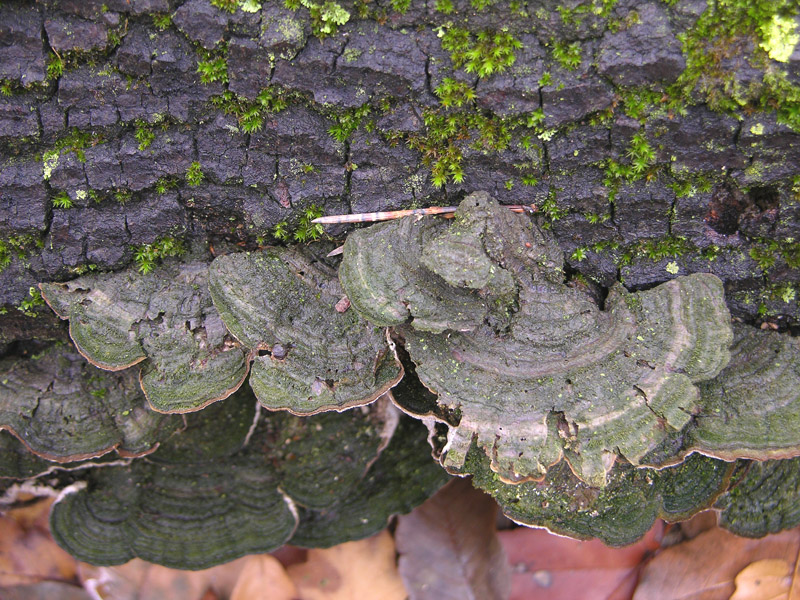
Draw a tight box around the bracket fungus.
[208,246,403,414]
[0,344,182,462]
[49,389,447,570]
[340,192,734,487]
[40,259,249,413]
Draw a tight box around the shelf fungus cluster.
[6,192,800,567]
[48,390,448,569]
[338,192,800,543]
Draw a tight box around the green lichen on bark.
[208,246,403,414]
[40,259,248,413]
[340,192,733,487]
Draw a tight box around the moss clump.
[185,162,204,186]
[133,237,186,274]
[211,88,294,133]
[441,27,522,78]
[670,0,800,130]
[0,235,41,273]
[284,0,350,38]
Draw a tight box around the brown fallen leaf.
[498,520,663,600]
[231,555,299,600]
[395,477,511,600]
[0,581,92,600]
[79,556,249,600]
[731,559,792,600]
[634,526,800,600]
[0,496,79,587]
[287,530,406,600]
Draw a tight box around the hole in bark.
[748,186,779,211]
[706,185,749,235]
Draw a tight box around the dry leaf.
[498,520,663,600]
[287,530,406,600]
[231,555,299,600]
[395,477,511,600]
[79,556,249,600]
[0,581,92,600]
[634,527,800,600]
[0,497,79,586]
[731,559,792,600]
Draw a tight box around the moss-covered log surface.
[1,0,800,570]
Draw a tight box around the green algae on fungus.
[716,458,800,538]
[49,388,445,569]
[291,411,451,548]
[49,390,295,570]
[39,260,248,414]
[340,192,733,488]
[0,345,182,463]
[688,324,800,462]
[466,442,733,547]
[208,245,403,415]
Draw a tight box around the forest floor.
[0,479,798,600]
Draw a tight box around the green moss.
[749,238,800,271]
[603,132,657,185]
[52,191,74,209]
[398,108,514,187]
[284,0,350,38]
[210,0,239,12]
[0,235,40,273]
[293,205,325,243]
[441,27,522,78]
[328,104,371,143]
[16,287,45,317]
[152,13,172,30]
[133,237,186,274]
[557,0,618,26]
[272,220,290,242]
[154,176,178,195]
[46,53,65,80]
[571,247,589,261]
[551,40,582,71]
[185,162,204,186]
[435,0,454,13]
[434,78,477,108]
[540,189,568,223]
[390,0,410,13]
[197,56,228,84]
[134,121,155,150]
[211,88,293,133]
[114,188,132,204]
[669,0,800,130]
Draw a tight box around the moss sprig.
[133,237,186,274]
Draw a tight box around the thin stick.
[312,204,538,224]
